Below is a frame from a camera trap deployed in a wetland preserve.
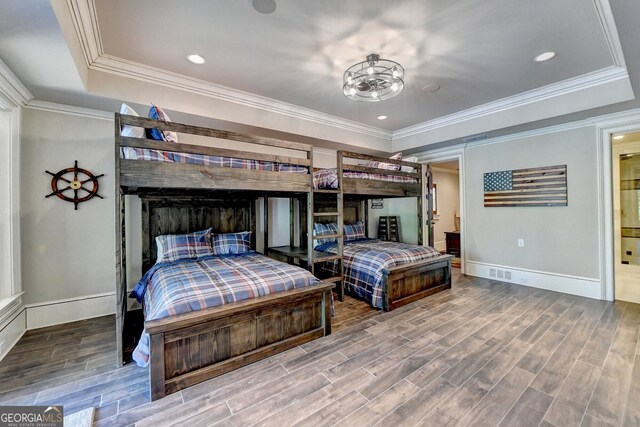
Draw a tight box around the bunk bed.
[114,113,333,401]
[310,151,453,311]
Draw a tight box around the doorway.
[428,158,462,269]
[613,131,640,304]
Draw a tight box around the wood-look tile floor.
[1,271,639,427]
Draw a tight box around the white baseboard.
[0,309,26,362]
[466,261,602,300]
[25,292,115,330]
[434,240,446,252]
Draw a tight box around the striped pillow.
[211,231,252,255]
[155,228,212,263]
[343,221,366,241]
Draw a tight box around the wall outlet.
[517,239,525,248]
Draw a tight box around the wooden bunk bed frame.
[114,113,333,401]
[318,150,453,311]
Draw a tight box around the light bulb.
[349,87,356,96]
[391,82,398,91]
[367,67,374,75]
[372,91,378,98]
[347,72,353,83]
[392,67,398,78]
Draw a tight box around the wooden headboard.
[140,196,257,273]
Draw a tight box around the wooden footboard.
[381,254,453,311]
[145,283,334,400]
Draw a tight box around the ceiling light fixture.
[613,135,625,140]
[343,54,404,102]
[377,115,388,120]
[186,54,205,65]
[534,51,557,62]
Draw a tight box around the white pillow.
[119,103,145,138]
[401,156,419,173]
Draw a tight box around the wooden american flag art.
[483,165,567,207]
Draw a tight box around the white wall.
[432,168,460,252]
[464,125,602,298]
[20,108,116,328]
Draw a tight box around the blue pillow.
[314,222,338,247]
[343,221,366,241]
[155,228,212,263]
[212,231,252,255]
[148,104,179,142]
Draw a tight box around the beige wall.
[465,125,600,279]
[20,108,115,305]
[432,168,460,252]
[18,109,350,317]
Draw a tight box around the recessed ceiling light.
[252,0,277,14]
[534,51,556,62]
[377,115,388,120]
[422,83,441,93]
[186,54,205,65]
[613,134,625,140]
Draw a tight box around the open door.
[426,165,435,247]
[613,135,640,303]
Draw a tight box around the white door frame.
[417,146,466,274]
[597,112,640,301]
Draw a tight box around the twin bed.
[115,112,451,400]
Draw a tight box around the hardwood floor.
[1,271,639,426]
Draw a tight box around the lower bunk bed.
[126,197,333,401]
[316,236,452,311]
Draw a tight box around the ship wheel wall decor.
[45,160,104,210]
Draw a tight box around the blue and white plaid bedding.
[121,148,308,173]
[131,252,320,367]
[313,168,417,189]
[316,239,441,309]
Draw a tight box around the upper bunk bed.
[115,113,314,195]
[313,150,425,198]
[114,112,332,401]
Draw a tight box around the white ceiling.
[0,0,639,152]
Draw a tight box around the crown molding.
[63,0,628,145]
[592,0,626,68]
[393,66,629,140]
[62,0,392,141]
[91,55,392,140]
[24,99,113,121]
[65,0,103,67]
[0,59,33,109]
[414,106,640,156]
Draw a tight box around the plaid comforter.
[121,148,307,172]
[313,168,417,189]
[317,239,441,309]
[131,253,320,367]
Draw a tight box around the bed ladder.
[308,170,344,301]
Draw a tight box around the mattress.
[313,168,417,189]
[121,147,308,173]
[316,239,440,309]
[131,252,320,366]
